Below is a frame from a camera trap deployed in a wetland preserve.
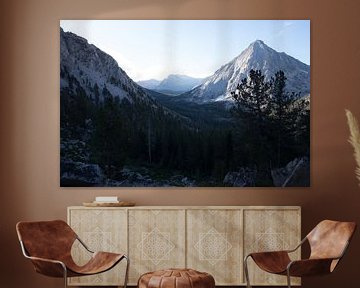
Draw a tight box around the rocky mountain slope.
[182,40,310,103]
[61,28,159,107]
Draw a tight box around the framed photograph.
[60,20,310,187]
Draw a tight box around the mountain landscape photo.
[60,20,310,187]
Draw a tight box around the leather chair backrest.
[16,220,77,261]
[307,220,356,260]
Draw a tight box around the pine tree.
[231,69,273,168]
[91,96,128,178]
[271,70,297,166]
[231,69,310,185]
[270,70,310,165]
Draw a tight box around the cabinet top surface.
[68,205,301,210]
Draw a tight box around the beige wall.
[1,0,360,287]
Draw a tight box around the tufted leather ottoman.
[138,268,215,288]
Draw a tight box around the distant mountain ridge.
[138,74,204,94]
[182,40,310,103]
[137,79,160,90]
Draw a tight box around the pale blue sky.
[60,20,310,81]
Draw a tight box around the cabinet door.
[128,209,186,284]
[243,209,301,286]
[187,209,243,285]
[68,208,127,286]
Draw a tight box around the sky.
[60,20,310,81]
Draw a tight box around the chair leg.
[286,269,291,288]
[244,255,252,288]
[123,255,130,288]
[62,264,68,288]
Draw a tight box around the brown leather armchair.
[16,220,129,288]
[244,220,356,288]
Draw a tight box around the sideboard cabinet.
[67,206,301,286]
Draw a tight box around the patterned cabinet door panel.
[187,209,243,285]
[128,209,186,284]
[68,208,128,286]
[243,209,301,286]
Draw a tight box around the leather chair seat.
[250,251,291,274]
[244,220,357,288]
[16,220,129,288]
